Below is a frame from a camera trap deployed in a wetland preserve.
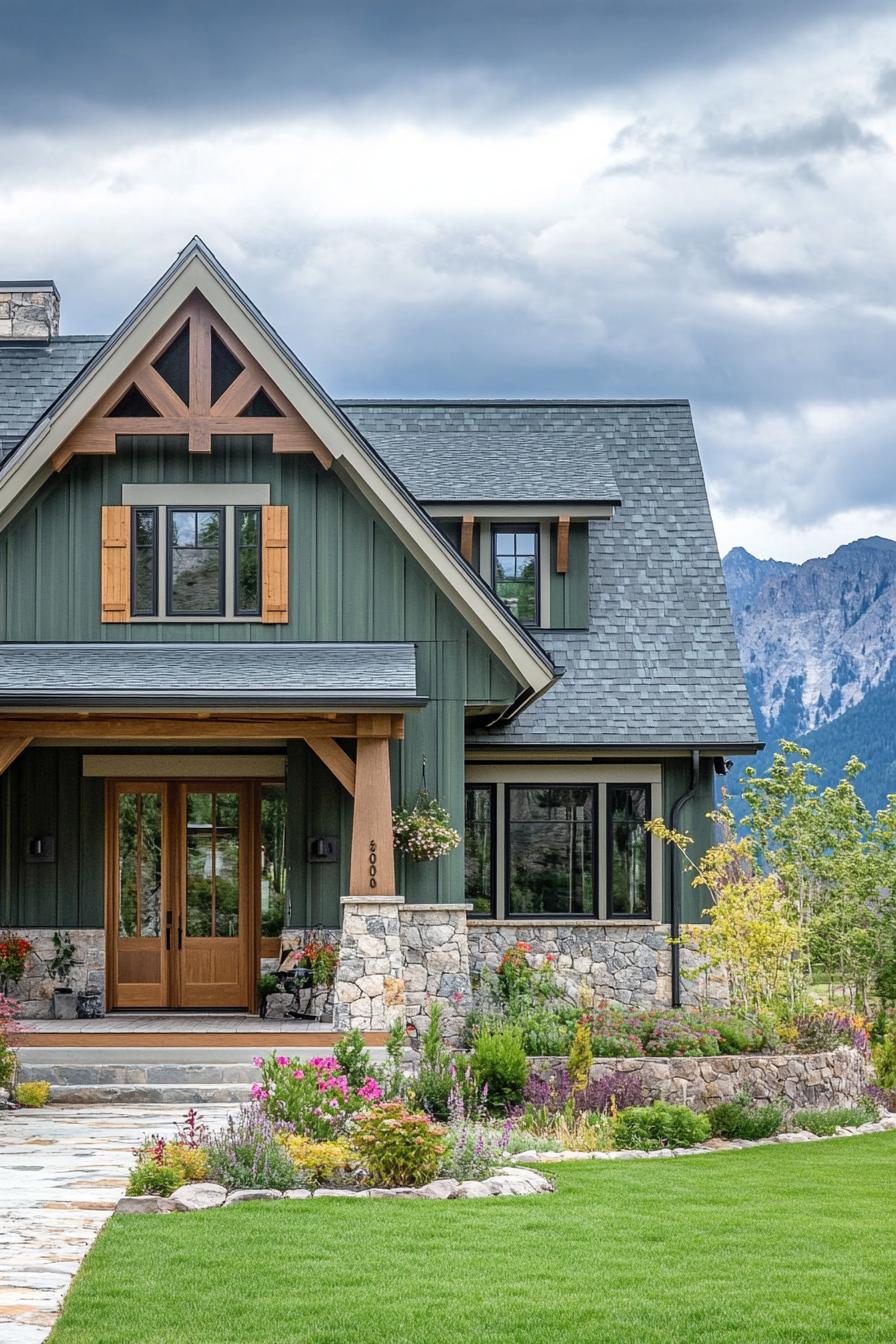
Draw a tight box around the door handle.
[178,922,183,950]
[165,928,171,951]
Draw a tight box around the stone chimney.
[0,282,60,339]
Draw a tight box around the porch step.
[42,1082,253,1106]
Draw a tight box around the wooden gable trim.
[52,292,333,472]
[460,515,475,564]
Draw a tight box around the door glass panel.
[185,791,240,939]
[260,784,287,938]
[118,791,162,937]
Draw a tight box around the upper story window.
[105,489,285,625]
[492,525,539,625]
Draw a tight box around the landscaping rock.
[367,1187,420,1198]
[224,1189,284,1204]
[414,1179,460,1199]
[284,1190,312,1199]
[171,1182,227,1211]
[492,1167,554,1194]
[115,1195,176,1215]
[451,1180,494,1198]
[263,993,295,1020]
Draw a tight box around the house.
[0,240,758,1044]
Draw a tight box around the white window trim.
[465,763,663,921]
[478,519,551,629]
[122,484,270,623]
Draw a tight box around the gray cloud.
[706,111,887,160]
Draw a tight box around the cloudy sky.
[3,0,896,561]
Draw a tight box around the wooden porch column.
[348,729,396,897]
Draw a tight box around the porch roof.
[0,642,424,709]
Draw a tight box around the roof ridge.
[338,398,690,407]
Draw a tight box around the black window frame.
[606,783,652,920]
[131,506,159,618]
[166,506,226,618]
[234,506,262,618]
[463,783,496,918]
[491,523,540,627]
[504,782,597,920]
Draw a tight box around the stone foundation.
[529,1046,869,1111]
[333,899,405,1032]
[4,929,105,1018]
[399,905,472,1044]
[467,921,728,1008]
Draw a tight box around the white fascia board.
[0,246,555,698]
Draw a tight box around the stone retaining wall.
[529,1046,869,1111]
[399,905,472,1043]
[4,929,105,1018]
[467,921,728,1008]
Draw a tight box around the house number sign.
[368,839,378,890]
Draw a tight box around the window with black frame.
[492,526,539,624]
[506,785,594,916]
[464,785,495,915]
[235,507,261,616]
[607,784,650,917]
[168,508,224,615]
[131,507,158,616]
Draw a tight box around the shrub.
[14,1080,50,1108]
[412,1000,457,1120]
[206,1105,304,1190]
[644,1018,722,1057]
[615,1102,711,1151]
[441,1117,513,1181]
[578,1071,645,1116]
[279,1135,354,1185]
[0,991,21,1089]
[566,1019,593,1093]
[517,1006,579,1056]
[251,1052,378,1138]
[126,1160,184,1198]
[791,1100,879,1137]
[588,1002,646,1057]
[333,1029,374,1090]
[872,1024,896,1090]
[469,1024,529,1113]
[548,1110,617,1152]
[351,1102,445,1187]
[0,933,31,993]
[791,1007,870,1056]
[706,1092,785,1140]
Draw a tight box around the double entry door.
[108,781,251,1010]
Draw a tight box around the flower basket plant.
[392,791,461,862]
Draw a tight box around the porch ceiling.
[0,641,424,710]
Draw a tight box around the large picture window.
[464,784,495,916]
[492,525,539,625]
[168,508,224,616]
[608,785,650,917]
[506,785,594,916]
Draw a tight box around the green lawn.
[50,1135,896,1344]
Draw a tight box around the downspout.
[670,749,700,1009]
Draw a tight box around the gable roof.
[342,402,621,505]
[0,239,556,703]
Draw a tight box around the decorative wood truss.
[52,292,333,471]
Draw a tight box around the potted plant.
[392,791,461,862]
[0,931,32,996]
[48,931,77,1019]
[257,972,279,1018]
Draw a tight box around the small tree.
[647,817,803,1015]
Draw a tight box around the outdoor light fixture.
[26,835,55,864]
[307,835,338,863]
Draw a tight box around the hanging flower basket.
[392,791,461,862]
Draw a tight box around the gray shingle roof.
[343,401,758,750]
[0,337,106,461]
[340,403,621,503]
[0,642,422,709]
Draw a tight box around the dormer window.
[492,525,539,625]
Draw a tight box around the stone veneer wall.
[467,921,728,1008]
[5,929,105,1017]
[529,1046,869,1111]
[399,905,472,1043]
[333,901,405,1032]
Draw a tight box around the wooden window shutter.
[261,505,289,623]
[101,506,130,623]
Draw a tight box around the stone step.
[17,1061,260,1086]
[41,1082,252,1106]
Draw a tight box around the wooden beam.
[460,515,474,564]
[556,516,570,574]
[134,365,189,420]
[349,736,396,897]
[211,367,256,417]
[307,738,356,795]
[0,715,361,742]
[356,713,395,738]
[0,737,32,776]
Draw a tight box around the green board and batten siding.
[0,440,521,928]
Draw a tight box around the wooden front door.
[108,781,251,1010]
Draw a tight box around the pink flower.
[358,1077,382,1102]
[292,1069,305,1080]
[252,1056,263,1068]
[275,1055,289,1067]
[250,1083,269,1101]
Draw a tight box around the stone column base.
[333,898,405,1032]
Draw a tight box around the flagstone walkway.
[0,1104,236,1343]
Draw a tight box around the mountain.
[722,537,896,810]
